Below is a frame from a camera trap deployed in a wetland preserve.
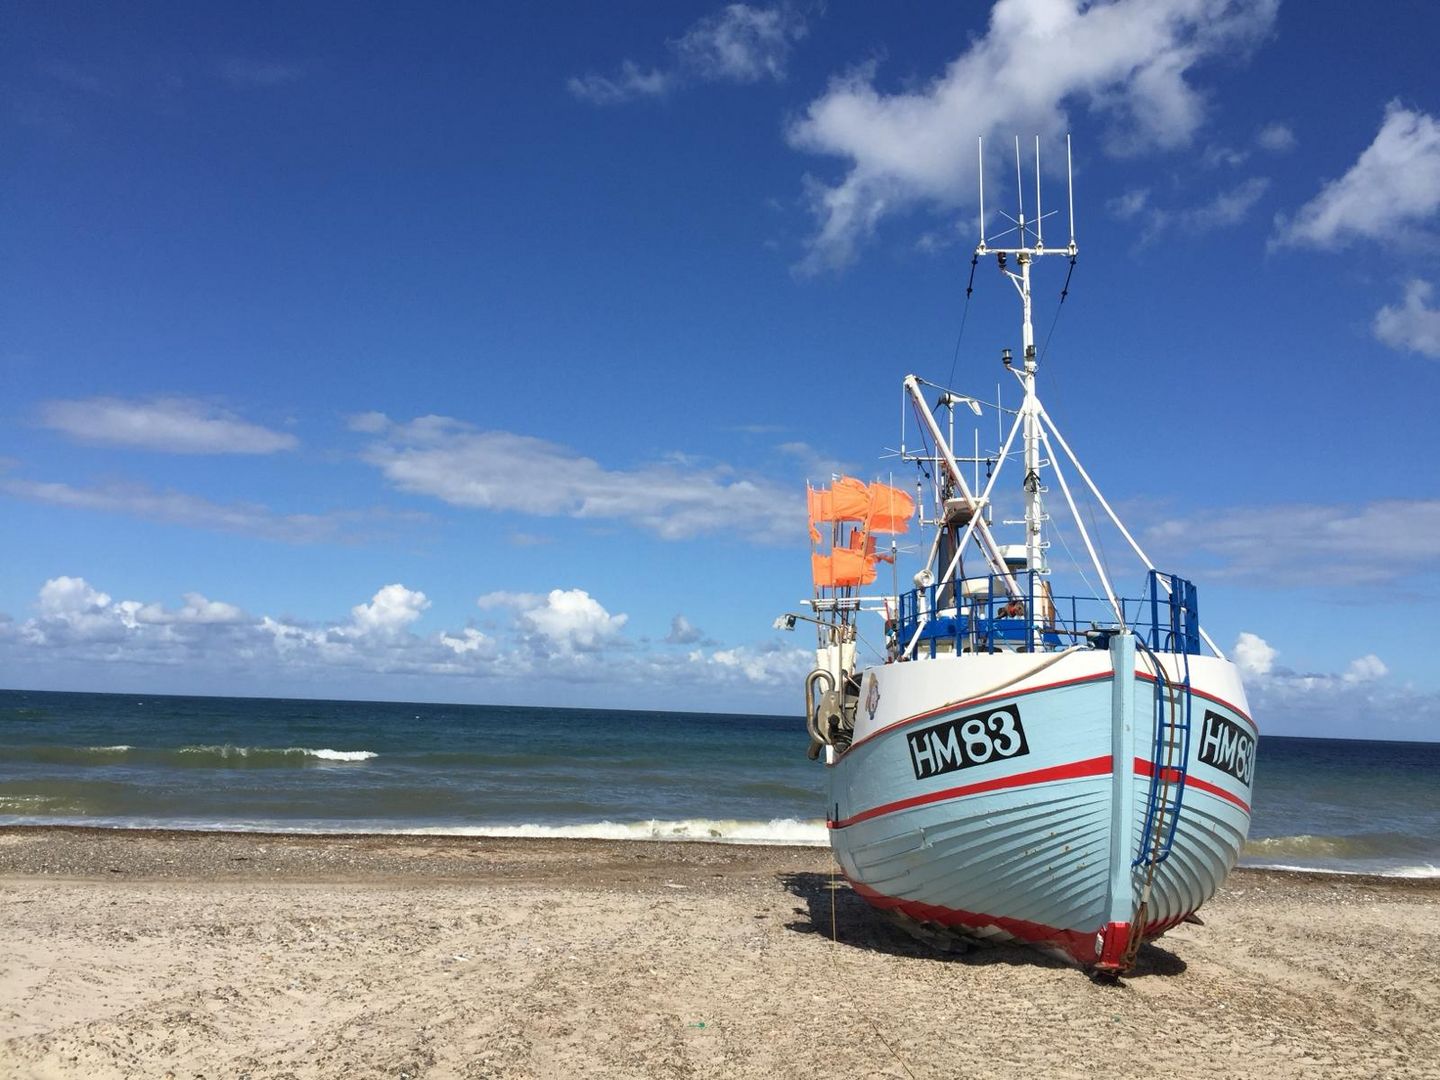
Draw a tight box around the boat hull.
[826,637,1254,969]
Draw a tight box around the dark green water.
[1,688,1435,874]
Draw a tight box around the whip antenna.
[977,136,987,249]
[1014,136,1025,247]
[1067,133,1076,252]
[1035,135,1043,249]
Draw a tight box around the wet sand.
[2,826,1438,1079]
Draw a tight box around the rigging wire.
[1036,254,1076,366]
[944,254,981,390]
[1046,513,1102,605]
[908,397,934,483]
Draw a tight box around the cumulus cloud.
[666,613,705,645]
[787,0,1279,272]
[1144,498,1440,586]
[39,397,297,454]
[1227,632,1433,738]
[15,576,253,656]
[0,578,799,700]
[356,414,799,542]
[568,2,806,105]
[350,584,430,636]
[692,639,811,685]
[1272,101,1440,249]
[1232,630,1276,679]
[1373,279,1440,359]
[0,477,419,545]
[1343,653,1388,684]
[477,589,628,655]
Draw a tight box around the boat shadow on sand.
[778,872,1186,980]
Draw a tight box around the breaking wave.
[0,816,830,847]
[1242,833,1440,877]
[396,817,829,846]
[3,745,378,767]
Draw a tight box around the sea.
[1,688,1436,878]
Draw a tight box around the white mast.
[976,135,1078,598]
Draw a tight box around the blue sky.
[3,0,1439,738]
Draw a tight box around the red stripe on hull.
[847,878,1106,967]
[846,879,1197,970]
[1134,757,1251,814]
[829,754,1112,830]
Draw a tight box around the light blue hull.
[827,636,1255,969]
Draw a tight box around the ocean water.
[1,688,1436,877]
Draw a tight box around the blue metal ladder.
[1134,574,1197,868]
[1133,658,1192,868]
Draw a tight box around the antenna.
[1067,133,1076,251]
[1035,135,1043,249]
[1014,137,1025,247]
[973,135,1077,258]
[977,136,986,249]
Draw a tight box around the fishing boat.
[778,138,1256,973]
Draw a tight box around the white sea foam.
[173,745,377,762]
[0,815,830,846]
[306,749,379,762]
[389,818,830,846]
[89,745,133,752]
[1242,861,1440,879]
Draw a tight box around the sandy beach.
[2,827,1438,1079]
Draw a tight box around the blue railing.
[893,569,1201,658]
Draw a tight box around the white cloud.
[1203,144,1248,168]
[1108,178,1269,241]
[143,593,247,626]
[569,3,806,105]
[674,3,805,83]
[693,639,810,685]
[1180,177,1270,230]
[1226,634,1436,739]
[350,584,430,636]
[1374,279,1440,359]
[39,397,297,454]
[1255,121,1296,153]
[1232,631,1276,679]
[1144,498,1440,586]
[666,614,704,644]
[1344,653,1388,684]
[15,576,255,655]
[787,0,1279,272]
[774,439,856,481]
[567,62,675,106]
[347,411,391,434]
[1108,189,1150,220]
[36,575,111,618]
[357,414,799,542]
[1273,101,1440,249]
[438,627,490,657]
[479,588,629,655]
[0,477,418,544]
[0,577,802,701]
